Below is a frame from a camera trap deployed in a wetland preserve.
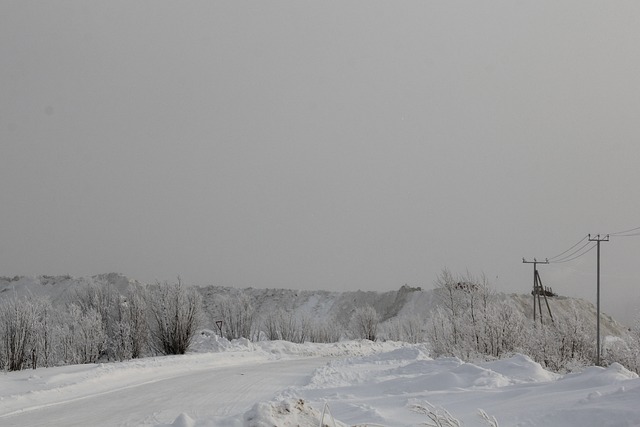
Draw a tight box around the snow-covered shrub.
[126,285,149,359]
[261,308,289,341]
[601,316,640,373]
[74,282,117,331]
[59,304,106,364]
[305,318,343,343]
[210,293,255,341]
[276,308,299,342]
[524,308,596,372]
[383,318,403,342]
[428,306,464,358]
[111,285,149,360]
[262,308,280,340]
[382,314,425,343]
[426,269,601,372]
[260,309,341,343]
[428,269,498,358]
[527,301,595,372]
[297,314,313,343]
[428,270,523,360]
[32,296,59,368]
[112,316,132,362]
[74,281,129,361]
[402,313,426,343]
[483,301,527,358]
[349,304,379,341]
[0,296,39,371]
[602,336,636,372]
[149,280,202,355]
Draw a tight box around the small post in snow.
[215,320,223,337]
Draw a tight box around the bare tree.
[382,315,424,343]
[262,309,280,340]
[0,297,38,371]
[33,296,56,368]
[111,285,150,361]
[76,307,106,363]
[276,309,299,342]
[126,285,149,359]
[149,279,202,355]
[213,293,255,341]
[306,318,343,343]
[298,314,312,343]
[350,305,379,341]
[402,314,425,344]
[58,304,106,364]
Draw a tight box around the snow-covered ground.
[1,336,639,427]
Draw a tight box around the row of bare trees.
[0,280,202,371]
[206,294,345,343]
[427,269,600,372]
[198,275,640,375]
[261,308,345,343]
[1,281,385,371]
[10,270,632,374]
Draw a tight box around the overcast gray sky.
[2,1,639,322]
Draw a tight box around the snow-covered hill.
[213,284,628,337]
[0,273,141,305]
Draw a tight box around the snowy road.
[3,340,640,426]
[0,356,330,427]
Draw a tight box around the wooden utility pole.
[523,258,553,325]
[588,234,609,366]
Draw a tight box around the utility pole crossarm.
[522,258,549,265]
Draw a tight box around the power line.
[610,225,640,236]
[610,232,640,237]
[526,227,637,366]
[549,241,596,263]
[550,242,597,264]
[548,235,589,261]
[549,241,596,264]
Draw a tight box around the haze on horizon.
[2,1,640,323]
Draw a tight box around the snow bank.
[481,353,560,383]
[218,348,640,427]
[191,331,410,360]
[243,399,347,427]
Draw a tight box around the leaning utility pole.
[589,234,609,366]
[522,258,553,325]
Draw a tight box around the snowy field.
[1,336,639,427]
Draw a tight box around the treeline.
[425,269,640,373]
[0,280,381,371]
[205,293,367,344]
[3,273,640,374]
[0,280,202,371]
[202,274,638,375]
